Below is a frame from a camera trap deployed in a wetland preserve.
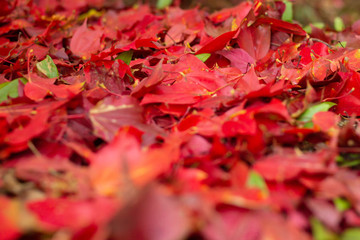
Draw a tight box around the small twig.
[142,64,180,74]
[164,30,177,45]
[271,42,281,47]
[0,57,14,65]
[311,38,334,49]
[337,40,346,48]
[296,55,302,68]
[310,49,321,58]
[245,62,251,73]
[28,141,42,158]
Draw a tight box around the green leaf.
[341,228,360,240]
[336,155,345,163]
[78,9,103,21]
[313,22,325,29]
[246,170,268,195]
[0,78,24,103]
[311,218,338,240]
[195,53,211,62]
[36,55,59,78]
[336,153,360,168]
[304,25,312,34]
[334,197,351,212]
[304,22,325,34]
[340,159,360,167]
[115,50,133,65]
[281,0,293,22]
[156,0,172,9]
[298,102,337,122]
[19,78,27,84]
[335,41,347,48]
[334,17,345,32]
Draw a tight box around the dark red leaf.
[196,30,238,54]
[70,20,103,59]
[254,17,307,36]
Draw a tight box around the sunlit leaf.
[281,0,293,22]
[334,17,345,32]
[311,218,338,240]
[78,9,103,21]
[336,154,360,168]
[335,41,347,48]
[157,0,172,9]
[246,170,268,195]
[298,102,337,122]
[36,55,59,78]
[341,228,360,240]
[313,22,325,29]
[333,197,351,212]
[0,78,26,103]
[304,25,312,34]
[115,50,133,65]
[195,53,211,62]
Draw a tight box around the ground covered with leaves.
[2,0,360,239]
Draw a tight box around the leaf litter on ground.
[2,0,360,239]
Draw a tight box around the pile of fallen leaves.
[2,0,360,239]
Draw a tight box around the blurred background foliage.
[33,0,360,29]
[182,0,360,27]
[292,0,360,27]
[150,0,360,28]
